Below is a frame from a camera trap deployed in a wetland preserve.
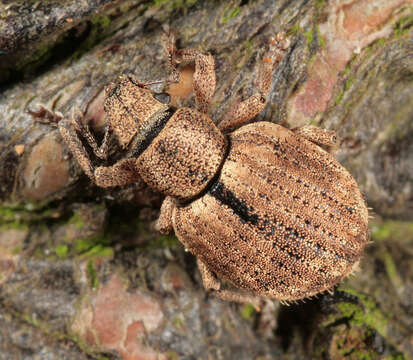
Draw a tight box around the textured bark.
[0,0,413,359]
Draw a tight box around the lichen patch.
[288,0,413,126]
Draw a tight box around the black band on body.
[132,107,176,157]
[209,181,259,225]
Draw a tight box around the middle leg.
[197,259,262,308]
[218,33,290,133]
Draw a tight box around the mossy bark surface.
[1,0,413,359]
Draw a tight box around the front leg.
[31,105,111,160]
[163,32,216,114]
[58,118,96,180]
[70,108,111,160]
[32,106,141,187]
[60,119,142,187]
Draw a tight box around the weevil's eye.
[154,92,171,104]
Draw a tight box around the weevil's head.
[104,75,171,149]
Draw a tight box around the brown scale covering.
[136,108,226,201]
[172,122,368,301]
[104,78,169,148]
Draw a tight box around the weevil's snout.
[104,76,170,148]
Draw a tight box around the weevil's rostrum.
[35,32,368,304]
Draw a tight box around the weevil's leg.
[31,104,111,160]
[62,120,141,187]
[197,259,262,308]
[30,105,95,179]
[58,118,96,180]
[197,259,221,291]
[32,105,141,187]
[213,289,262,309]
[218,95,267,133]
[162,30,181,84]
[218,33,290,133]
[62,116,141,186]
[163,32,216,114]
[155,196,176,234]
[28,104,63,124]
[292,125,339,154]
[71,108,110,160]
[94,158,142,188]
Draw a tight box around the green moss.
[142,235,180,249]
[240,304,256,320]
[385,355,405,360]
[91,15,111,28]
[70,13,115,60]
[152,0,197,10]
[166,351,179,360]
[376,38,387,47]
[74,237,95,253]
[344,64,352,75]
[394,15,413,37]
[372,224,391,241]
[14,41,53,73]
[68,213,84,229]
[315,0,325,8]
[0,221,28,231]
[55,244,69,259]
[349,350,377,360]
[222,6,241,24]
[73,231,111,253]
[172,315,184,329]
[315,25,325,48]
[335,288,388,337]
[0,206,18,222]
[329,326,377,359]
[80,244,113,258]
[305,29,314,46]
[0,205,30,230]
[334,75,353,105]
[288,24,301,36]
[335,89,344,105]
[87,260,99,289]
[0,203,67,228]
[22,312,41,328]
[371,220,413,242]
[345,77,354,90]
[382,250,404,291]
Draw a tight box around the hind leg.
[197,259,262,309]
[292,125,339,154]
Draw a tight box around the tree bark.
[1,0,413,359]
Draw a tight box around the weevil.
[31,32,368,305]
